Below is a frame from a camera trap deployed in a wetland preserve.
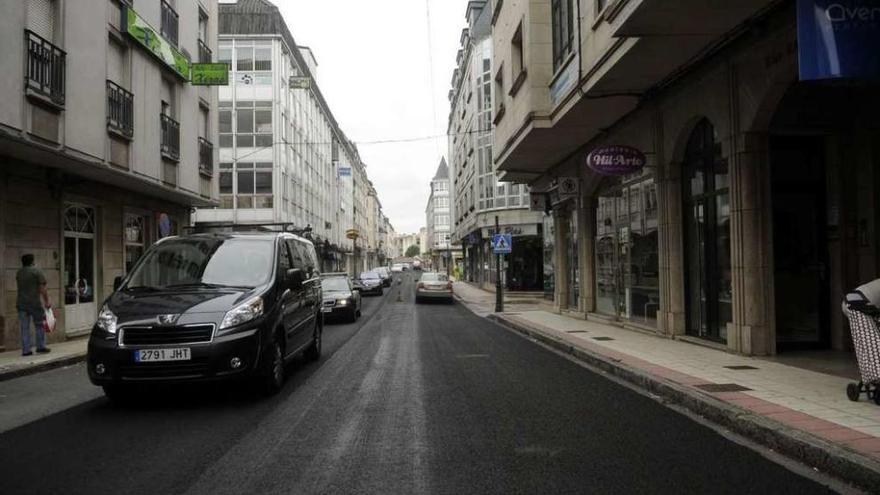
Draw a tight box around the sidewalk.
[0,338,88,382]
[453,282,880,489]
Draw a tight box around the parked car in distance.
[87,232,323,401]
[375,266,392,287]
[321,273,362,323]
[391,264,404,273]
[415,272,454,303]
[358,271,384,296]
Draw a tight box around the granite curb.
[488,313,880,492]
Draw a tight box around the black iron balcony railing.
[198,39,212,63]
[160,113,180,162]
[198,137,213,177]
[161,0,179,46]
[106,80,134,138]
[25,30,66,106]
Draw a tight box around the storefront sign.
[483,224,539,238]
[191,63,229,86]
[338,167,352,177]
[798,0,880,80]
[123,7,190,80]
[586,146,647,176]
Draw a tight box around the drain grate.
[593,337,615,341]
[724,365,759,371]
[695,383,753,393]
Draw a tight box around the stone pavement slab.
[0,338,88,382]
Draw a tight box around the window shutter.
[27,0,54,41]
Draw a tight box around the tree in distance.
[405,245,420,258]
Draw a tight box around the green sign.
[191,63,229,86]
[123,7,190,79]
[289,76,311,89]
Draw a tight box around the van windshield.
[126,238,275,290]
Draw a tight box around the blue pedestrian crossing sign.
[493,234,513,254]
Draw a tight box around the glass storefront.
[682,119,731,343]
[594,171,660,326]
[543,214,555,300]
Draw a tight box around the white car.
[391,264,404,273]
[415,273,454,303]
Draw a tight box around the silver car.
[415,273,453,303]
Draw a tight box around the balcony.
[198,137,213,177]
[198,39,212,63]
[107,81,134,139]
[160,114,180,162]
[160,0,179,46]
[609,0,776,38]
[25,30,66,107]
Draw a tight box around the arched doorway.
[682,119,732,342]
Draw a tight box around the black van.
[87,232,323,399]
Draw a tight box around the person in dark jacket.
[16,254,51,356]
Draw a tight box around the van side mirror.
[113,276,124,291]
[286,268,305,289]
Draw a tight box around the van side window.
[278,240,293,271]
[304,245,320,277]
[286,240,304,270]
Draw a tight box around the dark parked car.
[375,266,392,287]
[321,273,362,323]
[87,232,323,400]
[358,271,384,296]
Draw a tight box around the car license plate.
[322,307,333,313]
[134,348,191,363]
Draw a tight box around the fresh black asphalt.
[0,273,845,494]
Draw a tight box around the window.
[234,41,272,86]
[28,0,55,41]
[235,162,273,209]
[551,0,574,71]
[235,101,273,148]
[510,22,525,91]
[219,102,232,148]
[198,9,211,63]
[160,0,179,46]
[493,64,505,121]
[219,162,233,208]
[124,214,146,273]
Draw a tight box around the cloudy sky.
[278,0,469,234]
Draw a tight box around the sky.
[277,0,469,234]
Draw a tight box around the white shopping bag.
[43,307,56,333]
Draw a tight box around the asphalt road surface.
[0,273,854,494]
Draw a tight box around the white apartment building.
[0,0,220,350]
[194,0,375,274]
[425,158,458,272]
[448,0,544,292]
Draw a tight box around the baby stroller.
[842,279,880,405]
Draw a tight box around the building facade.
[492,0,880,356]
[425,159,459,273]
[194,0,383,276]
[0,0,220,350]
[448,0,544,292]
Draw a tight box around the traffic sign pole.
[495,216,504,313]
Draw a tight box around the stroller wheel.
[847,383,861,402]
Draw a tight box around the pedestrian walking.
[16,254,52,356]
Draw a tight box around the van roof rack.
[184,223,314,238]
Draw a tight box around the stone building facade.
[492,0,880,356]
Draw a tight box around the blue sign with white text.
[493,234,512,254]
[798,0,880,81]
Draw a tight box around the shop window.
[123,214,146,274]
[683,119,731,342]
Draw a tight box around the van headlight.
[220,297,264,330]
[96,305,118,336]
